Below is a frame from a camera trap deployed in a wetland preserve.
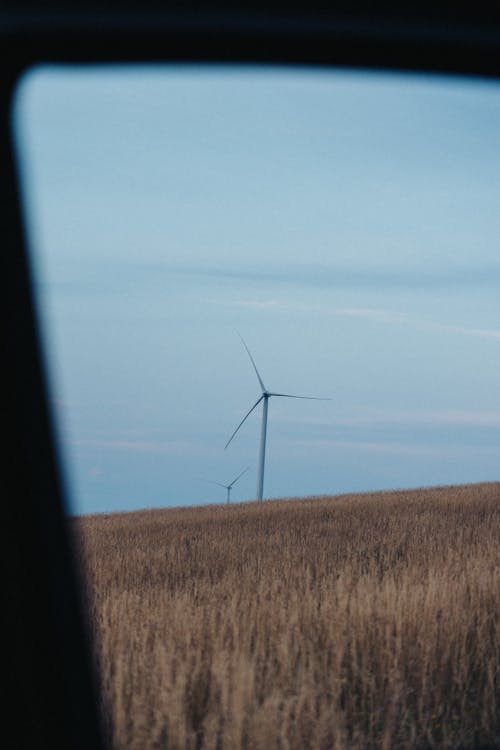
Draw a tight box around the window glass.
[14,66,500,514]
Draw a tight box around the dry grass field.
[73,483,500,750]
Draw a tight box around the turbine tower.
[225,335,329,501]
[205,466,250,504]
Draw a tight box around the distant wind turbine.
[204,466,250,504]
[225,335,330,501]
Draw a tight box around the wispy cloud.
[74,438,196,455]
[60,258,500,296]
[278,408,500,428]
[289,438,500,459]
[215,297,500,342]
[225,298,286,310]
[332,307,500,340]
[432,323,500,340]
[147,260,500,290]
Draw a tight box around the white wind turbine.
[204,466,250,504]
[225,335,330,501]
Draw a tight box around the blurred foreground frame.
[1,2,500,749]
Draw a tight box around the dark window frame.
[2,4,500,749]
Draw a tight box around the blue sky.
[13,65,500,514]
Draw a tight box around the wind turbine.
[225,335,330,501]
[204,466,250,504]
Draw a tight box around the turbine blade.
[229,466,250,488]
[203,479,228,489]
[269,392,331,400]
[225,396,264,450]
[237,332,267,393]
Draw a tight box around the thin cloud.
[278,408,500,428]
[211,295,500,341]
[332,307,500,340]
[434,323,500,340]
[74,438,196,455]
[333,307,411,324]
[222,298,286,310]
[143,261,500,290]
[289,438,500,459]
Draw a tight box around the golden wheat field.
[73,482,500,750]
